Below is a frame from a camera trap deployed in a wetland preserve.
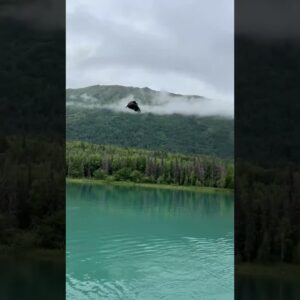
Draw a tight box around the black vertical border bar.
[235,0,300,299]
[0,1,66,299]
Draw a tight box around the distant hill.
[66,85,233,159]
[66,84,205,105]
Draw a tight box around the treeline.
[0,17,65,251]
[66,141,234,189]
[0,136,65,250]
[235,38,300,264]
[236,162,300,264]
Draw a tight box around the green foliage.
[36,211,65,249]
[157,176,165,184]
[6,231,36,249]
[0,19,64,250]
[105,175,116,182]
[93,168,106,179]
[115,168,132,181]
[130,170,143,182]
[235,162,300,264]
[0,136,65,250]
[225,164,234,189]
[66,141,234,189]
[66,86,233,159]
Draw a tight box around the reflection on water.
[0,255,64,300]
[236,275,300,300]
[67,183,234,299]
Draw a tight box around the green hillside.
[66,85,233,159]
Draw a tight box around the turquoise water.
[66,183,234,299]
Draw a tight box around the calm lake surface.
[66,183,234,300]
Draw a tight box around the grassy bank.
[236,263,300,282]
[67,177,233,194]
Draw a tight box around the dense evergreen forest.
[0,18,65,250]
[236,162,300,264]
[0,136,65,249]
[66,85,233,159]
[66,141,234,189]
[235,38,300,265]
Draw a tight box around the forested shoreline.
[66,141,234,189]
[0,136,65,250]
[236,162,300,264]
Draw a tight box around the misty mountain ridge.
[66,85,232,117]
[67,85,233,159]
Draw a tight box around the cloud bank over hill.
[67,91,233,118]
[67,0,234,116]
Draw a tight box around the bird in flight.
[126,100,141,112]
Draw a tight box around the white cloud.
[67,90,233,118]
[67,0,234,115]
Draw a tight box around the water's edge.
[66,178,233,194]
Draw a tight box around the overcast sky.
[67,0,233,103]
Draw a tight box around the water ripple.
[67,234,233,299]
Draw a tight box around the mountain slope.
[66,85,233,159]
[66,84,205,105]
